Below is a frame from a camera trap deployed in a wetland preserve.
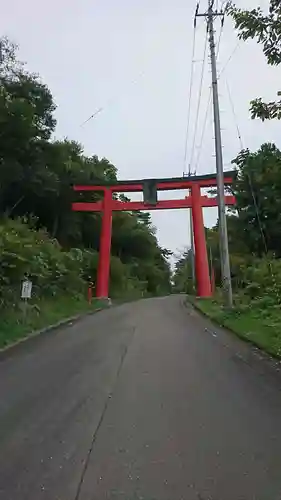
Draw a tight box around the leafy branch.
[227,0,281,120]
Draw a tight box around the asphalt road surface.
[1,296,281,500]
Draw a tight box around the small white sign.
[21,280,33,299]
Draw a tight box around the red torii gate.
[72,171,236,298]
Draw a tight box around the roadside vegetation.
[194,295,281,358]
[174,0,281,358]
[0,38,171,348]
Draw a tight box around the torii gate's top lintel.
[74,170,236,193]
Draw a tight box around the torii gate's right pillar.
[191,183,212,298]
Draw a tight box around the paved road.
[1,296,281,500]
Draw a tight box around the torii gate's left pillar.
[96,188,112,298]
[191,183,212,298]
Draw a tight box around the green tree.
[173,249,194,293]
[228,0,281,120]
[0,35,172,300]
[231,143,281,257]
[0,37,57,220]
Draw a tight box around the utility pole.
[196,0,233,307]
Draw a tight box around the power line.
[80,107,103,127]
[225,77,243,150]
[219,39,241,78]
[80,71,146,127]
[224,75,281,302]
[183,23,197,175]
[223,55,281,304]
[189,25,208,171]
[220,0,229,10]
[194,16,224,174]
[216,15,224,62]
[194,88,212,173]
[184,4,200,294]
[224,76,269,253]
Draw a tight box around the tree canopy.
[0,37,172,305]
[228,0,281,120]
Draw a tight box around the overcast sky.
[2,0,280,261]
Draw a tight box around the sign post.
[88,278,93,305]
[21,278,33,321]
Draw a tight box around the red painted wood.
[73,175,234,193]
[96,189,112,298]
[72,195,235,212]
[73,175,235,300]
[72,201,103,212]
[191,184,212,298]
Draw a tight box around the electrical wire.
[225,76,268,250]
[225,75,281,301]
[216,15,224,62]
[225,78,243,150]
[189,25,208,172]
[183,24,197,175]
[80,71,146,127]
[220,0,229,10]
[218,39,241,78]
[80,108,103,126]
[194,88,212,173]
[193,17,224,174]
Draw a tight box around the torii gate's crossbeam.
[73,195,235,212]
[72,172,236,299]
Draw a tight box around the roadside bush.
[0,218,154,310]
[0,218,86,307]
[242,257,281,302]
